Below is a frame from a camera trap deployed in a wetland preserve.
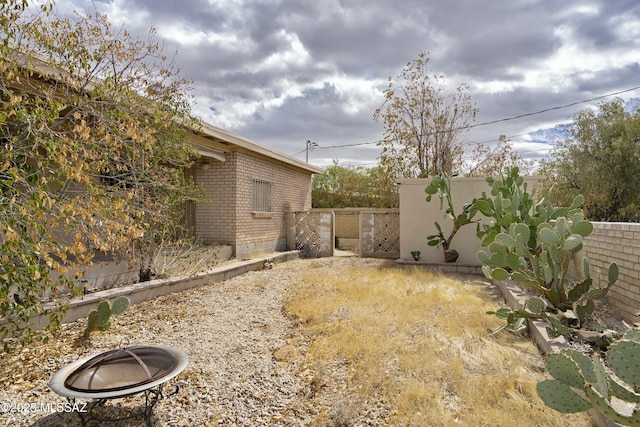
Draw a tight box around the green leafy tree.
[312,162,397,208]
[373,51,478,179]
[0,1,201,349]
[366,164,399,208]
[541,98,640,221]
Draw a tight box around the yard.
[0,256,592,426]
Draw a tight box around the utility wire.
[468,85,640,130]
[292,85,640,155]
[318,140,381,149]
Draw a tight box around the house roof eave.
[10,47,322,175]
[196,121,322,175]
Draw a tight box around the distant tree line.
[312,162,398,208]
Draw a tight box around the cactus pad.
[83,297,129,337]
[111,296,130,315]
[585,385,640,427]
[96,300,111,320]
[609,377,640,403]
[624,329,640,343]
[545,353,586,389]
[537,379,591,413]
[571,220,593,237]
[609,340,640,388]
[525,297,546,315]
[563,349,597,385]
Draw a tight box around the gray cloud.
[59,0,640,167]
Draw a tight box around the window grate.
[253,179,271,212]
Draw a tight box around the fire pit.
[49,345,188,426]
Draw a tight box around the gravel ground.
[0,255,375,427]
[1,254,612,427]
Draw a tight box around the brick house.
[5,50,319,286]
[187,121,321,258]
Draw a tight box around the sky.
[51,0,640,168]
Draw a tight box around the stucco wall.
[398,177,490,264]
[398,176,540,264]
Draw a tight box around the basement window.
[252,179,272,215]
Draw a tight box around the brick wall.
[194,155,238,245]
[235,152,312,257]
[195,151,313,258]
[571,222,640,323]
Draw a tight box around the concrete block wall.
[195,155,238,245]
[334,212,360,239]
[360,210,400,259]
[313,208,360,250]
[286,211,334,257]
[195,151,313,259]
[570,222,640,323]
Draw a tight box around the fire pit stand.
[49,345,188,427]
[63,382,179,427]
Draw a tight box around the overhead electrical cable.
[291,85,640,156]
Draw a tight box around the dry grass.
[150,243,221,279]
[284,259,593,426]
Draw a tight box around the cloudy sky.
[52,0,640,168]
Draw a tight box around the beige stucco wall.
[398,177,490,264]
[195,151,313,258]
[398,176,540,265]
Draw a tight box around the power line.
[292,85,640,155]
[317,140,381,149]
[467,85,640,130]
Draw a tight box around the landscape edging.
[3,251,300,331]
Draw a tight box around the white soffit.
[195,146,226,162]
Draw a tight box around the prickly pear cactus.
[609,339,640,388]
[537,329,640,426]
[83,297,130,337]
[537,379,591,413]
[110,296,130,316]
[478,206,618,336]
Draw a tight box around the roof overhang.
[10,48,321,175]
[193,144,226,162]
[191,121,322,175]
